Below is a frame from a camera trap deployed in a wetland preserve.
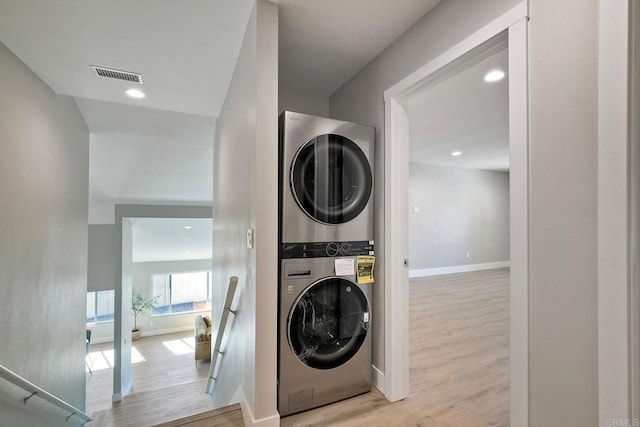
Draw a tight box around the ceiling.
[0,0,254,117]
[0,0,444,114]
[0,0,446,222]
[278,0,442,96]
[408,48,509,171]
[76,98,215,224]
[130,217,212,263]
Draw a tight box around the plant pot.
[132,329,141,341]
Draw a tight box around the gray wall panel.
[0,41,89,423]
[409,163,509,270]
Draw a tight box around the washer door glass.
[291,134,372,225]
[288,277,369,370]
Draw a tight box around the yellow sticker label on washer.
[357,256,375,284]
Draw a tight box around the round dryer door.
[288,277,369,370]
[290,134,372,225]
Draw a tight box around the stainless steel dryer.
[278,251,372,416]
[279,111,375,243]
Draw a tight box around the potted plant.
[131,294,158,341]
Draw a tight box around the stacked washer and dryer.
[278,111,376,416]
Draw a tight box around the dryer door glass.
[288,277,369,369]
[291,134,372,224]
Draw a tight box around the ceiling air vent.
[91,65,143,84]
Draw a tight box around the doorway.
[112,206,212,400]
[383,3,529,425]
[87,216,215,422]
[406,43,510,424]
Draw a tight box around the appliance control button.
[326,242,339,257]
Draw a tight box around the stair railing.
[0,364,92,425]
[205,275,239,395]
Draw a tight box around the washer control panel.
[280,240,374,259]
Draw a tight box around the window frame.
[150,270,212,317]
[86,290,116,325]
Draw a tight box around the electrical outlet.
[466,252,470,259]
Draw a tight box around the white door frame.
[383,2,529,425]
[633,2,640,419]
[598,0,637,423]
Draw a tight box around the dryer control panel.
[280,240,374,259]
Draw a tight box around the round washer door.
[291,134,372,225]
[288,277,370,370]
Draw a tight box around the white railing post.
[205,276,239,395]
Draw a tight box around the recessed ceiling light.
[125,88,146,99]
[184,225,192,230]
[451,151,462,157]
[484,70,505,82]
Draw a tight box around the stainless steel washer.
[279,111,375,243]
[278,256,372,416]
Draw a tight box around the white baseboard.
[409,261,510,278]
[238,385,280,427]
[140,325,193,338]
[92,325,194,344]
[112,378,131,402]
[230,385,243,406]
[372,365,385,394]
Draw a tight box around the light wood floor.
[89,269,510,426]
[279,268,510,427]
[86,330,221,426]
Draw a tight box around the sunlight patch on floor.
[131,346,146,363]
[162,339,195,355]
[86,347,146,372]
[182,336,195,349]
[86,351,111,372]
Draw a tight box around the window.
[152,271,211,316]
[86,290,115,324]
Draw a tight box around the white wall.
[278,86,329,117]
[212,1,279,425]
[408,163,509,271]
[331,0,600,423]
[0,41,89,425]
[598,1,635,422]
[528,0,598,424]
[329,0,520,377]
[211,2,257,410]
